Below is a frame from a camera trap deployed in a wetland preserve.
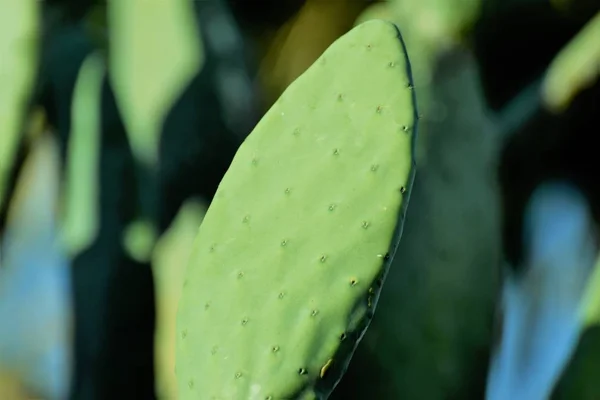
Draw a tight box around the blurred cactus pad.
[176,20,418,399]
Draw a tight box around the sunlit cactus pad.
[176,20,418,400]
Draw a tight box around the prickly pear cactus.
[542,10,600,113]
[0,0,39,212]
[176,19,418,400]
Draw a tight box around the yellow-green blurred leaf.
[108,0,205,167]
[542,11,600,113]
[61,52,105,256]
[580,253,600,327]
[151,199,207,400]
[122,219,158,264]
[0,0,39,211]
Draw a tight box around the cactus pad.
[176,20,418,399]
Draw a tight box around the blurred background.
[0,0,599,399]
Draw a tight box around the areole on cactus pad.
[176,20,418,399]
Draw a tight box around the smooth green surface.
[0,0,39,211]
[581,255,600,327]
[176,20,417,399]
[60,52,104,256]
[542,11,600,113]
[108,0,204,167]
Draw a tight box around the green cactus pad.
[176,19,418,400]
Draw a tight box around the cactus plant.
[542,10,600,113]
[176,19,418,399]
[0,0,39,214]
[107,0,205,168]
